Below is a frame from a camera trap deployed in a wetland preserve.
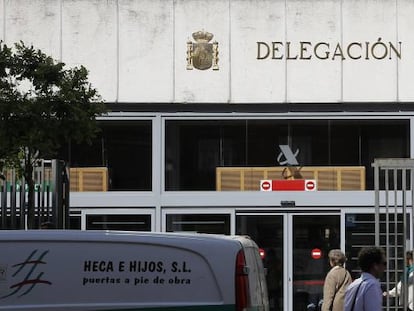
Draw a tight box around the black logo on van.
[1,249,52,299]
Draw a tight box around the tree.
[0,41,106,229]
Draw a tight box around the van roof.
[0,230,256,247]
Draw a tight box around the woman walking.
[321,249,352,311]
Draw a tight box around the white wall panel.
[231,0,285,103]
[286,0,341,102]
[342,0,397,102]
[62,0,117,102]
[118,0,173,102]
[4,0,60,59]
[2,0,414,104]
[397,0,414,102]
[174,0,230,103]
[0,0,4,42]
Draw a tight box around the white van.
[0,230,269,311]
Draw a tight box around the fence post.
[51,160,70,229]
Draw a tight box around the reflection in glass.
[292,215,340,311]
[237,215,284,311]
[165,120,408,191]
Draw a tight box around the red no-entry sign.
[311,248,322,259]
[305,180,316,191]
[260,180,272,191]
[260,179,317,191]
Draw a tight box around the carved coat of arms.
[186,30,219,70]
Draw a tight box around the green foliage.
[0,41,106,171]
[0,41,107,228]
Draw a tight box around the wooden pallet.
[69,167,108,192]
[216,166,365,191]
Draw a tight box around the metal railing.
[0,159,69,229]
[373,158,414,311]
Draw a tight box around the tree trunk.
[25,159,35,229]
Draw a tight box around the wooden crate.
[69,167,108,192]
[216,166,365,191]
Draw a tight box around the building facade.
[2,0,414,310]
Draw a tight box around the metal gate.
[0,159,69,229]
[373,158,414,311]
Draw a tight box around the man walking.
[344,246,386,311]
[383,250,414,310]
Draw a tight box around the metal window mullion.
[385,168,390,310]
[412,168,414,311]
[394,168,399,300]
[374,162,380,246]
[403,168,408,311]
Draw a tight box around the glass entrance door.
[237,215,284,311]
[236,213,341,311]
[290,214,340,311]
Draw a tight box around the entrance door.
[290,214,340,311]
[237,214,284,311]
[236,213,340,311]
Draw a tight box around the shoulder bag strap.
[350,280,365,311]
[337,267,349,290]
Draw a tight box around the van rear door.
[235,236,269,311]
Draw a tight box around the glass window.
[165,121,246,190]
[69,216,81,229]
[330,121,360,165]
[292,215,340,311]
[246,120,288,166]
[236,215,284,311]
[361,122,409,189]
[290,120,329,165]
[86,214,152,231]
[345,213,406,280]
[59,121,152,191]
[165,119,409,191]
[166,214,230,234]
